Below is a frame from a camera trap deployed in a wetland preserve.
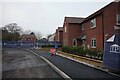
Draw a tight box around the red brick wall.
[81,2,120,51]
[68,23,81,46]
[54,30,58,42]
[63,21,69,46]
[21,34,36,42]
[55,28,63,45]
[63,21,82,47]
[59,30,63,45]
[103,2,120,40]
[83,15,103,50]
[62,2,120,50]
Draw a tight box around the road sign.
[103,34,120,71]
[54,41,58,49]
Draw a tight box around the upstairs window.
[91,38,96,48]
[82,24,85,30]
[90,18,96,28]
[116,14,120,25]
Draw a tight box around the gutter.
[102,12,105,51]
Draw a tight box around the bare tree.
[2,23,23,41]
[23,30,32,34]
[35,31,42,40]
[5,23,23,34]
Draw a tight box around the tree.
[1,27,9,41]
[5,23,23,34]
[23,30,32,34]
[35,31,42,40]
[2,23,23,41]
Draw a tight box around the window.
[65,26,67,32]
[90,18,96,28]
[82,24,85,30]
[91,38,96,48]
[73,39,77,47]
[116,14,120,25]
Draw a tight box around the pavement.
[2,48,62,78]
[31,49,120,79]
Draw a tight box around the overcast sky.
[0,0,114,37]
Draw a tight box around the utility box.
[103,34,120,71]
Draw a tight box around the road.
[2,48,62,78]
[31,49,120,79]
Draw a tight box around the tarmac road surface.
[2,48,62,78]
[31,49,120,79]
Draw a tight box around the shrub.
[62,46,103,60]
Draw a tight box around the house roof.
[20,33,36,39]
[30,32,34,35]
[65,17,85,24]
[55,27,63,33]
[81,2,119,24]
[58,27,63,31]
[76,34,86,40]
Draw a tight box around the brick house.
[54,27,63,45]
[63,17,85,47]
[76,2,120,51]
[54,29,58,42]
[20,32,37,42]
[54,1,120,51]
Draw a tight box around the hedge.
[62,46,103,60]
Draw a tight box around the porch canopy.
[76,35,86,40]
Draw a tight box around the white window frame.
[65,26,67,32]
[82,24,85,30]
[91,38,96,48]
[90,18,96,28]
[73,39,77,47]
